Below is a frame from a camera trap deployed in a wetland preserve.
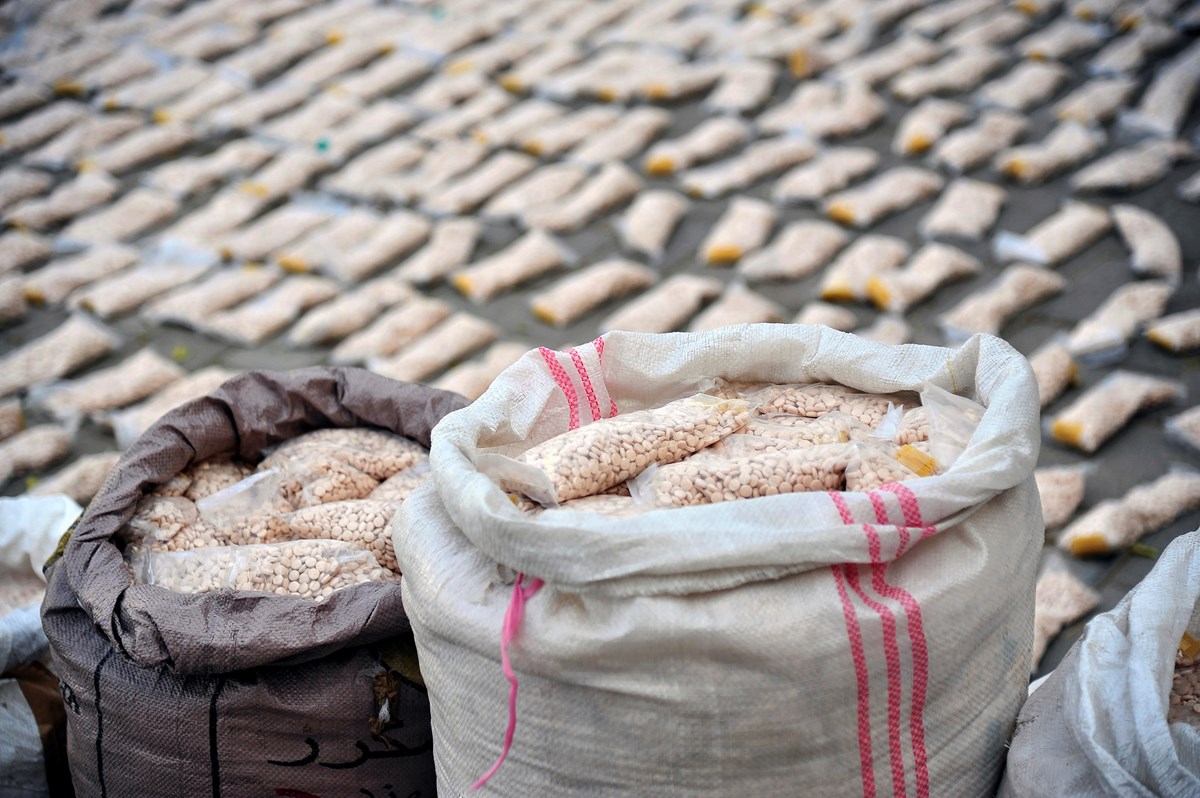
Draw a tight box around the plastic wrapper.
[1166,406,1200,454]
[930,109,1028,173]
[1055,75,1139,124]
[737,412,873,450]
[274,209,381,274]
[203,82,311,132]
[384,217,478,286]
[200,276,339,346]
[0,83,50,123]
[279,500,401,573]
[643,117,749,177]
[445,34,537,77]
[6,171,119,231]
[331,296,452,365]
[893,99,970,156]
[614,190,689,261]
[688,283,784,332]
[452,230,573,304]
[903,0,995,34]
[759,80,887,139]
[491,393,751,505]
[0,168,50,214]
[739,220,847,282]
[0,423,72,483]
[20,245,136,307]
[110,367,236,450]
[512,105,617,158]
[1057,467,1200,555]
[940,263,1066,338]
[918,178,1007,242]
[996,122,1106,184]
[369,456,432,502]
[570,107,670,166]
[792,302,857,331]
[0,314,120,398]
[1180,169,1200,204]
[833,34,942,87]
[321,138,427,200]
[219,204,334,263]
[1031,558,1100,671]
[326,210,430,283]
[160,190,264,247]
[69,48,158,93]
[1028,339,1078,408]
[370,312,499,383]
[131,539,396,602]
[286,277,413,348]
[1017,18,1108,60]
[218,32,323,83]
[891,46,1009,101]
[542,48,683,104]
[378,140,488,206]
[0,273,25,325]
[413,89,516,144]
[184,458,255,502]
[29,450,121,504]
[59,188,179,246]
[866,243,980,313]
[25,112,140,170]
[945,9,1031,47]
[977,60,1069,111]
[1036,465,1090,530]
[530,259,656,328]
[23,39,111,85]
[154,75,248,126]
[1090,20,1179,74]
[818,234,911,302]
[0,398,23,441]
[824,166,943,228]
[430,342,527,402]
[84,125,194,175]
[1146,309,1200,353]
[600,274,723,334]
[1112,204,1183,282]
[261,427,425,485]
[1072,139,1194,193]
[32,348,185,419]
[0,231,50,277]
[408,72,490,115]
[1119,42,1200,137]
[497,41,583,93]
[1065,280,1173,359]
[423,152,537,216]
[523,161,641,233]
[240,150,335,203]
[681,137,817,198]
[772,147,878,204]
[704,59,778,114]
[337,50,433,99]
[993,200,1111,266]
[474,99,566,148]
[147,139,275,198]
[280,38,390,88]
[69,260,211,320]
[0,101,87,152]
[100,62,208,110]
[784,22,873,79]
[142,264,282,328]
[755,383,917,429]
[166,21,258,60]
[700,197,776,265]
[1049,370,1183,453]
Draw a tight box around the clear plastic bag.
[792,302,857,331]
[740,221,848,282]
[643,117,751,176]
[754,383,919,429]
[0,274,24,325]
[369,456,432,502]
[1071,139,1192,194]
[824,166,943,228]
[1065,280,1173,360]
[59,187,179,246]
[286,278,414,348]
[616,190,690,261]
[893,98,971,155]
[260,428,426,483]
[940,264,1065,338]
[330,296,451,365]
[1148,310,1200,353]
[1166,406,1200,454]
[759,80,886,139]
[1028,339,1078,408]
[394,217,482,286]
[570,107,670,166]
[977,60,1069,111]
[1031,553,1100,672]
[681,137,817,198]
[1035,464,1089,530]
[1049,370,1184,453]
[482,164,588,222]
[0,314,120,398]
[452,230,574,304]
[919,178,1007,241]
[85,125,195,176]
[994,122,1106,185]
[110,367,237,450]
[688,283,784,332]
[867,243,980,313]
[0,423,72,483]
[31,348,185,420]
[530,259,656,328]
[930,109,1027,173]
[369,313,499,383]
[1054,76,1138,124]
[1017,17,1108,60]
[522,162,642,233]
[772,147,879,204]
[1056,466,1200,555]
[891,46,1008,102]
[818,235,911,302]
[69,259,211,320]
[600,274,722,334]
[1112,204,1183,283]
[29,450,121,504]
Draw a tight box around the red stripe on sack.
[538,347,580,430]
[569,348,603,423]
[591,336,619,417]
[832,565,877,798]
[829,491,855,524]
[879,482,936,542]
[870,491,932,798]
[869,492,910,558]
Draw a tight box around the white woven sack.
[1000,529,1200,798]
[397,325,1042,797]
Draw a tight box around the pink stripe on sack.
[870,492,932,798]
[878,482,936,543]
[832,565,877,798]
[538,347,580,430]
[569,348,603,423]
[471,573,545,792]
[591,336,619,417]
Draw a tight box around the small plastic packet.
[1017,17,1108,60]
[1119,43,1200,137]
[407,72,490,115]
[120,495,208,550]
[184,457,255,502]
[69,259,212,320]
[793,302,857,331]
[142,264,282,328]
[1179,169,1200,204]
[891,46,1009,102]
[615,190,690,262]
[280,499,401,573]
[600,274,724,334]
[1090,19,1179,75]
[993,200,1111,266]
[739,220,848,282]
[29,450,121,504]
[701,197,776,265]
[1057,466,1200,555]
[100,64,208,112]
[1031,553,1100,671]
[31,348,185,420]
[321,138,426,200]
[0,230,51,276]
[219,203,335,264]
[25,112,140,170]
[569,107,671,166]
[940,263,1066,338]
[323,211,432,284]
[0,101,89,153]
[6,169,120,231]
[833,33,942,87]
[153,75,249,127]
[497,41,583,93]
[0,83,50,123]
[1071,139,1194,193]
[160,190,265,248]
[893,99,971,156]
[0,167,51,214]
[280,38,391,88]
[0,313,120,398]
[369,455,432,502]
[369,312,499,383]
[523,161,642,233]
[530,259,656,328]
[1165,406,1200,454]
[1111,204,1183,283]
[412,88,515,143]
[946,8,1032,48]
[976,59,1070,111]
[59,187,180,246]
[84,124,195,176]
[1048,370,1184,453]
[0,398,23,441]
[286,277,414,348]
[214,33,322,85]
[681,137,818,198]
[0,423,73,484]
[516,106,620,158]
[772,147,879,204]
[740,412,873,448]
[200,275,339,347]
[759,80,887,139]
[866,242,980,313]
[844,442,926,491]
[756,383,918,428]
[703,59,778,114]
[444,34,538,81]
[818,234,911,302]
[1146,309,1200,353]
[481,163,588,223]
[131,538,396,602]
[110,367,237,450]
[824,167,944,228]
[452,229,574,304]
[146,138,276,199]
[929,109,1028,173]
[473,99,566,148]
[337,50,434,100]
[643,115,744,176]
[903,0,996,35]
[919,178,1007,241]
[1064,280,1173,359]
[1035,464,1090,530]
[273,209,382,274]
[330,297,451,365]
[1054,76,1138,123]
[1028,339,1078,408]
[688,282,785,332]
[238,150,335,204]
[0,274,24,325]
[21,244,138,306]
[423,152,537,216]
[994,121,1106,184]
[486,393,752,506]
[259,93,365,147]
[856,315,913,345]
